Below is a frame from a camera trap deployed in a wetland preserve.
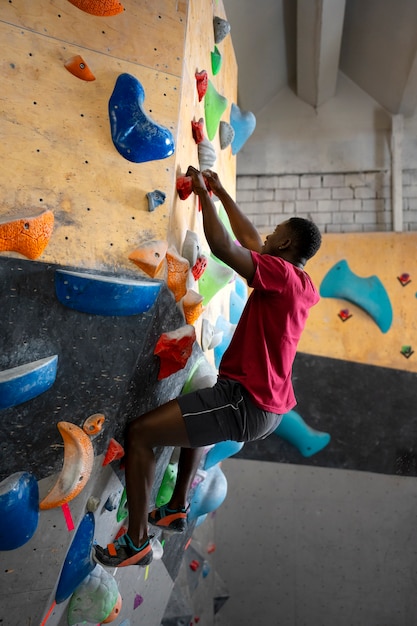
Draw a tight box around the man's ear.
[278,238,291,250]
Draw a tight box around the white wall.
[236,74,393,176]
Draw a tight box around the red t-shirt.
[218,251,319,413]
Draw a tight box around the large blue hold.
[0,355,58,410]
[230,103,256,155]
[109,73,175,163]
[55,270,161,316]
[0,472,39,550]
[320,259,393,333]
[55,512,96,604]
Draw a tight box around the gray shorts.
[177,377,283,448]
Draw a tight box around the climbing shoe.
[148,504,188,532]
[94,533,153,568]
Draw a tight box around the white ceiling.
[223,0,417,118]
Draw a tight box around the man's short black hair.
[288,217,322,261]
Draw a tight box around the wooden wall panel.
[1,0,186,75]
[168,0,237,251]
[299,232,417,373]
[0,1,187,271]
[0,0,237,277]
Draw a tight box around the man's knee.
[126,415,150,445]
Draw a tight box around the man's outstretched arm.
[187,167,256,282]
[202,169,263,253]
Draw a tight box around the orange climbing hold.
[166,248,190,302]
[102,593,122,623]
[129,240,168,278]
[39,422,94,510]
[154,325,196,380]
[67,0,124,16]
[83,413,105,436]
[102,438,125,466]
[64,55,96,81]
[0,210,54,260]
[182,290,204,325]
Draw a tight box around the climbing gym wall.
[0,1,241,625]
[238,230,417,476]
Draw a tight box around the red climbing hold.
[191,255,208,281]
[189,559,200,571]
[176,176,193,200]
[195,70,208,102]
[154,325,196,380]
[102,438,125,466]
[191,118,205,144]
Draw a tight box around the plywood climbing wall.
[299,231,417,373]
[0,0,237,272]
[0,1,239,625]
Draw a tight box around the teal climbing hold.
[274,410,330,457]
[188,464,227,521]
[204,80,227,141]
[320,259,393,333]
[204,440,244,470]
[229,289,246,324]
[230,103,256,154]
[109,73,175,163]
[234,275,248,300]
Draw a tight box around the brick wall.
[235,169,417,233]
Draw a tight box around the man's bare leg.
[123,399,194,547]
[167,447,205,510]
[94,399,208,566]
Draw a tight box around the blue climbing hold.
[229,290,246,324]
[55,512,96,604]
[230,103,256,155]
[0,355,58,410]
[274,410,330,457]
[188,464,228,521]
[109,73,175,163]
[204,440,244,470]
[55,270,161,316]
[0,472,39,550]
[320,259,393,333]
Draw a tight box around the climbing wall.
[0,1,239,624]
[238,231,417,476]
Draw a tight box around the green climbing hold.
[204,80,227,141]
[211,46,222,75]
